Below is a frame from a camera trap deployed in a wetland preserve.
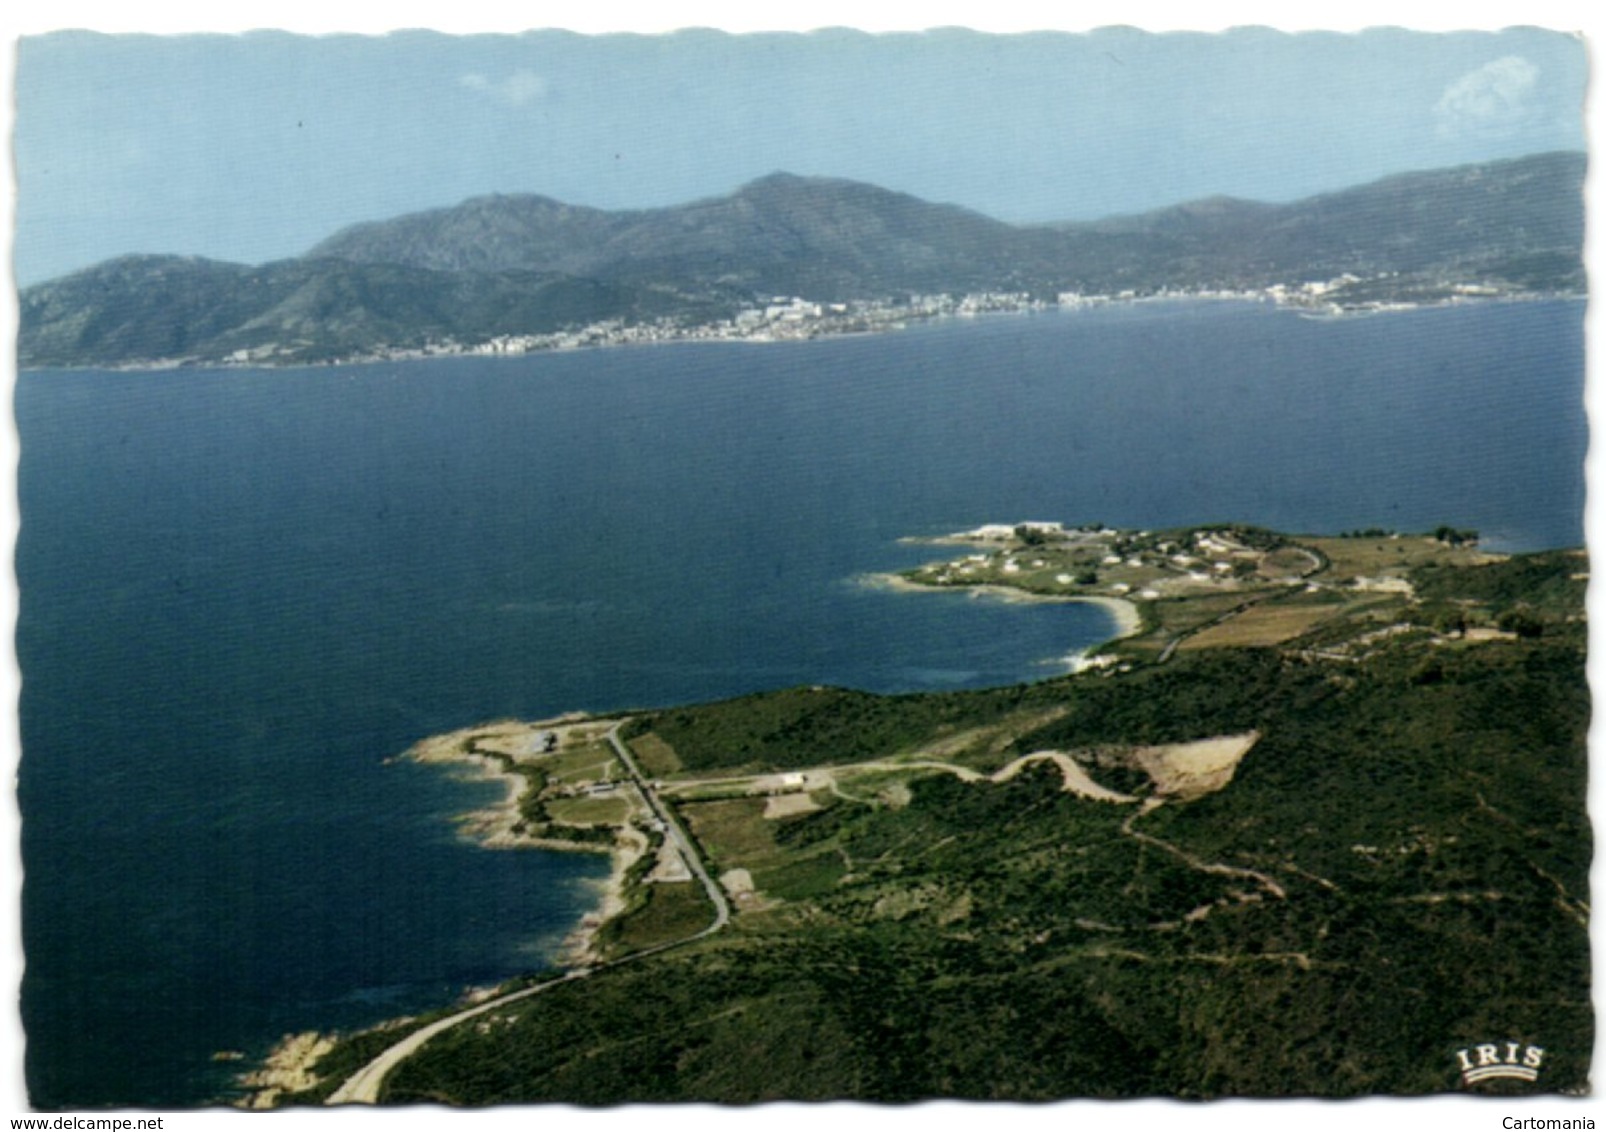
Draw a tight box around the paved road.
[325,970,590,1104]
[326,721,728,1105]
[606,722,731,934]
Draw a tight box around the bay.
[14,299,1585,1107]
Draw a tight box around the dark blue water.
[15,300,1585,1108]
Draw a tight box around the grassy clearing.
[752,853,847,901]
[679,798,781,867]
[630,732,683,776]
[541,741,619,782]
[1123,591,1275,649]
[545,794,632,826]
[678,793,854,907]
[1178,599,1343,649]
[1306,533,1489,581]
[605,881,717,955]
[659,778,772,802]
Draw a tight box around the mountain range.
[18,151,1585,367]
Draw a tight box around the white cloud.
[1433,56,1540,139]
[458,68,549,107]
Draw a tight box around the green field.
[544,794,632,826]
[601,880,717,957]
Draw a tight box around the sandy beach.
[864,572,1143,640]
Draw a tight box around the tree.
[1497,608,1544,639]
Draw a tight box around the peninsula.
[247,522,1590,1104]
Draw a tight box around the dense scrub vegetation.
[1411,549,1586,624]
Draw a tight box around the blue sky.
[10,24,1587,285]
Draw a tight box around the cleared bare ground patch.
[646,839,692,882]
[1134,733,1260,800]
[719,868,756,897]
[763,792,823,819]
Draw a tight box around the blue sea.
[14,299,1586,1108]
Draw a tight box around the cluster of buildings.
[328,273,1521,367]
[914,525,1271,601]
[357,291,1053,363]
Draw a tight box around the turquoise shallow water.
[15,299,1585,1107]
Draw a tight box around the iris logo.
[1456,1041,1544,1085]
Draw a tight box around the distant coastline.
[274,287,1576,371]
[19,152,1583,372]
[26,286,1580,375]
